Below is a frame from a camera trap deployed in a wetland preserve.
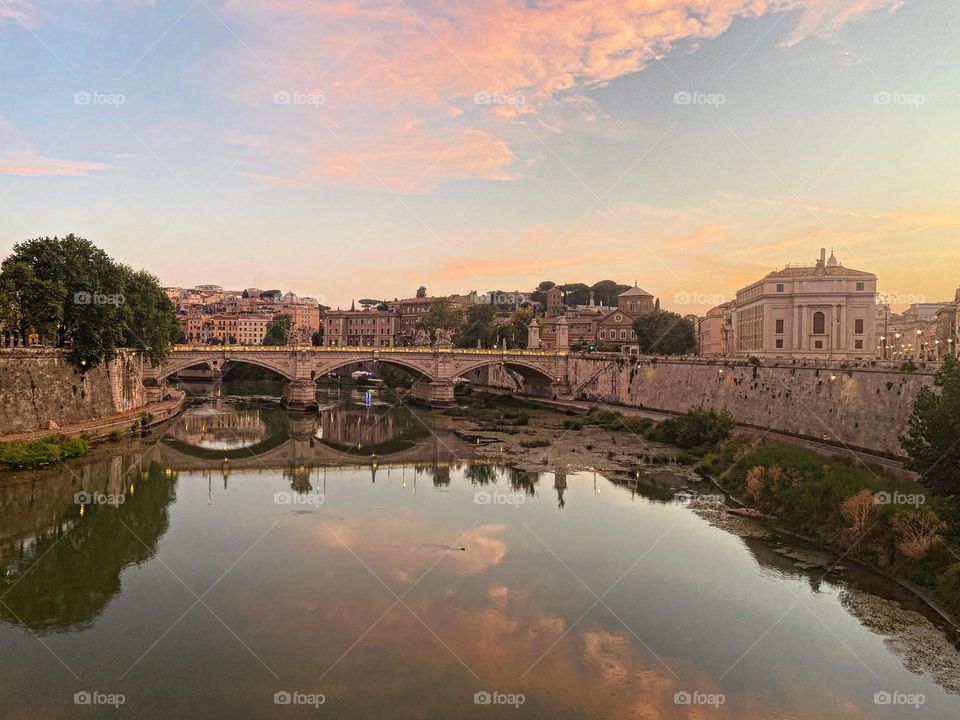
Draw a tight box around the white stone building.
[732,248,877,360]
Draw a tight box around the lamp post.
[916,329,924,362]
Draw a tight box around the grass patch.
[0,435,88,469]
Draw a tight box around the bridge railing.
[170,344,567,358]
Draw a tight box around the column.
[793,304,801,352]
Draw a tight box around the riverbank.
[470,384,913,478]
[0,391,186,448]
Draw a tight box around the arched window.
[813,311,826,334]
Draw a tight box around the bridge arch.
[158,355,295,381]
[314,356,436,381]
[454,358,559,384]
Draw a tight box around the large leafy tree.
[1,235,178,366]
[457,303,498,348]
[262,313,293,346]
[415,286,427,298]
[901,355,960,500]
[633,310,696,355]
[0,260,64,343]
[121,269,181,365]
[417,298,464,340]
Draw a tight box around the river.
[1,381,958,718]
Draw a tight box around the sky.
[0,0,958,313]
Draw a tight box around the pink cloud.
[217,0,901,191]
[0,0,37,27]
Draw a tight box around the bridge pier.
[409,379,456,408]
[282,379,318,412]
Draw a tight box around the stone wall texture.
[485,357,937,457]
[0,349,145,434]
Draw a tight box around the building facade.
[595,286,655,353]
[733,248,877,360]
[324,309,400,347]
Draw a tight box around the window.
[776,339,784,349]
[599,330,605,339]
[776,283,785,292]
[815,340,824,349]
[813,311,826,334]
[776,319,785,334]
[855,319,864,334]
[855,340,864,349]
[856,282,865,291]
[620,329,626,340]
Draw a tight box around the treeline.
[0,235,179,367]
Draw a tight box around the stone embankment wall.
[484,357,936,457]
[0,349,145,435]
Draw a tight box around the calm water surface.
[1,383,958,719]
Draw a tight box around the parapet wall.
[0,349,146,435]
[487,357,936,457]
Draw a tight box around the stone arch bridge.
[146,345,570,409]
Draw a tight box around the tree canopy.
[262,313,293,346]
[633,310,696,355]
[415,286,427,298]
[0,235,179,367]
[416,298,463,340]
[456,303,498,348]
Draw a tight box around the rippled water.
[1,384,957,718]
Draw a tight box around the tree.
[0,260,64,343]
[260,290,282,300]
[560,283,590,306]
[508,306,535,349]
[416,286,427,298]
[417,298,463,340]
[358,298,385,310]
[457,303,497,348]
[633,310,696,355]
[901,355,960,499]
[1,235,178,367]
[262,313,293,346]
[591,280,631,307]
[120,269,180,365]
[530,281,556,310]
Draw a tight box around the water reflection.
[0,390,958,719]
[0,461,176,632]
